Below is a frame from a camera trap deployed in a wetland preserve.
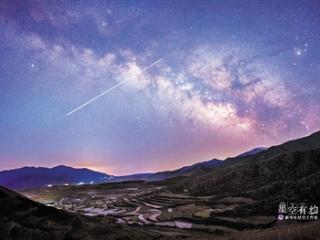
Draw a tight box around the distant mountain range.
[0,159,224,190]
[111,147,267,182]
[110,159,222,182]
[0,146,268,190]
[0,143,290,190]
[0,165,112,190]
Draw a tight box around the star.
[1,0,320,175]
[294,47,303,56]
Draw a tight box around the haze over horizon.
[1,0,320,175]
[0,145,263,174]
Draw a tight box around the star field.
[0,0,320,174]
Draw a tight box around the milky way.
[0,0,320,174]
[65,55,166,117]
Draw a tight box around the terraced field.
[21,181,278,238]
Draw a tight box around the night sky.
[1,0,320,175]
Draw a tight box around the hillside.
[171,131,320,215]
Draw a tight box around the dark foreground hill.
[0,185,163,240]
[0,165,112,190]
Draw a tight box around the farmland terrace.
[20,180,319,239]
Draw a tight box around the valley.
[3,131,320,239]
[18,180,293,238]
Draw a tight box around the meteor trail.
[65,56,166,117]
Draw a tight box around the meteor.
[65,56,166,117]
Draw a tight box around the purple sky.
[0,0,320,175]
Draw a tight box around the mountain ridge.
[236,147,267,157]
[0,147,269,189]
[170,130,320,207]
[3,131,318,190]
[0,165,112,190]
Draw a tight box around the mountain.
[0,158,221,190]
[0,165,112,190]
[0,185,156,240]
[236,147,267,157]
[110,159,222,182]
[111,148,269,183]
[147,159,222,181]
[170,131,320,215]
[108,173,154,182]
[112,139,313,183]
